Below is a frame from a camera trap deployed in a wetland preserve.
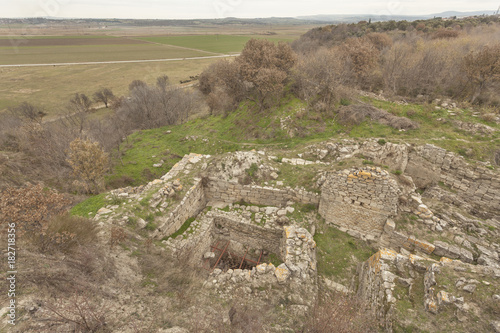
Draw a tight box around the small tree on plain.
[69,93,92,113]
[93,88,114,108]
[156,75,170,91]
[9,102,47,123]
[128,79,147,92]
[67,138,109,194]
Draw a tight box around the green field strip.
[136,34,292,54]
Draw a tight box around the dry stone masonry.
[89,139,499,332]
[319,167,399,240]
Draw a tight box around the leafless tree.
[69,93,92,113]
[93,87,114,108]
[8,101,46,123]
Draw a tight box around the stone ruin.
[319,167,399,241]
[92,141,499,332]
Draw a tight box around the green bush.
[246,163,259,178]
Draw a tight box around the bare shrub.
[381,37,462,97]
[302,291,377,333]
[292,47,353,108]
[198,59,245,114]
[128,79,147,92]
[0,112,23,151]
[462,43,500,103]
[338,104,419,130]
[431,29,460,39]
[156,74,170,90]
[0,184,70,236]
[69,93,92,114]
[236,39,296,110]
[2,109,81,190]
[67,138,109,194]
[9,101,46,123]
[117,80,203,130]
[109,227,127,248]
[35,213,98,254]
[43,290,112,333]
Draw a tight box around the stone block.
[275,263,291,284]
[460,248,474,264]
[433,241,450,257]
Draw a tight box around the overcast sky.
[0,0,498,19]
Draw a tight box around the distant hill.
[0,16,327,26]
[296,10,496,23]
[1,11,497,26]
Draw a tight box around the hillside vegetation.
[1,15,500,333]
[1,15,499,191]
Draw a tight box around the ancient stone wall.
[357,249,399,330]
[155,178,207,237]
[211,212,283,256]
[357,140,499,216]
[412,144,500,214]
[319,167,399,239]
[205,177,319,207]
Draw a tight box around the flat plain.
[0,27,309,118]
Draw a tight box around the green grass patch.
[70,193,107,217]
[267,253,283,267]
[363,97,500,162]
[162,217,196,240]
[278,163,324,193]
[314,222,374,282]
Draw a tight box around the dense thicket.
[290,16,500,106]
[197,17,500,115]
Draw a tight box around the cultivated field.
[0,39,209,65]
[137,34,295,54]
[0,28,308,118]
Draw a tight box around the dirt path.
[0,54,239,68]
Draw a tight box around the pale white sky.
[0,0,497,19]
